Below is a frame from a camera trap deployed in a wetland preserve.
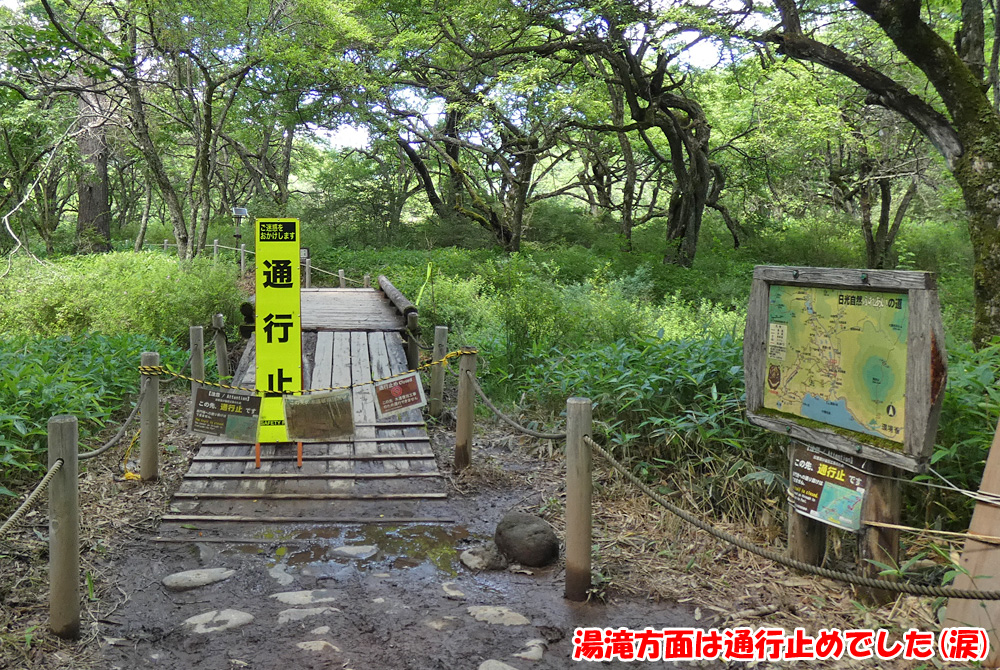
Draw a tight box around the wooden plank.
[858,461,901,605]
[184,472,442,480]
[743,277,768,415]
[330,332,354,492]
[945,418,1000,667]
[369,331,410,475]
[352,332,378,457]
[904,289,947,464]
[752,266,935,290]
[173,492,448,500]
[193,454,433,463]
[157,515,454,525]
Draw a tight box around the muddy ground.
[0,391,959,669]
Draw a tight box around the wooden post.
[406,312,420,371]
[363,274,371,288]
[787,443,828,567]
[945,418,1000,667]
[48,415,79,639]
[304,258,312,288]
[213,238,219,260]
[430,326,448,416]
[240,243,246,274]
[339,269,346,288]
[162,239,168,251]
[190,325,205,398]
[455,348,477,471]
[858,462,901,605]
[565,397,593,601]
[212,314,229,378]
[140,352,159,481]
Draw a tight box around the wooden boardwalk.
[157,288,451,540]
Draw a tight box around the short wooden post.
[858,462,901,604]
[212,314,229,378]
[363,274,371,288]
[430,326,448,416]
[240,244,247,274]
[212,238,219,260]
[455,348,477,471]
[140,352,159,481]
[406,312,420,371]
[787,443,827,567]
[162,239,169,251]
[339,269,346,288]
[190,325,205,398]
[565,397,593,601]
[304,258,312,288]
[48,415,79,639]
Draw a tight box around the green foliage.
[0,333,188,486]
[0,252,246,342]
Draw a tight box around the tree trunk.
[76,90,111,253]
[133,182,152,252]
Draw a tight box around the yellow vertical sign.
[255,218,301,443]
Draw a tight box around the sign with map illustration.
[790,443,868,531]
[744,266,947,472]
[764,285,908,443]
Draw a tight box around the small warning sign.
[189,385,261,442]
[790,443,868,531]
[283,390,354,441]
[373,372,426,419]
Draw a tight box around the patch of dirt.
[0,396,965,669]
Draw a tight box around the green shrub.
[0,333,188,489]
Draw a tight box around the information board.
[255,218,302,443]
[189,385,261,442]
[373,372,426,419]
[765,285,908,443]
[790,442,868,531]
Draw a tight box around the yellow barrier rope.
[137,349,469,396]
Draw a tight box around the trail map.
[764,285,908,443]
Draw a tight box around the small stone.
[278,607,339,624]
[162,568,235,591]
[513,638,546,661]
[270,589,338,606]
[467,606,530,626]
[495,512,559,567]
[296,641,341,653]
[268,564,294,586]
[310,626,331,635]
[442,582,466,599]
[373,597,385,604]
[183,609,254,634]
[479,661,520,670]
[459,543,508,571]
[332,544,378,559]
[425,619,451,631]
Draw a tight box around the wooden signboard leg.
[858,461,901,605]
[255,442,261,469]
[944,418,1000,668]
[788,445,828,566]
[297,441,303,468]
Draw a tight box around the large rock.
[494,512,559,567]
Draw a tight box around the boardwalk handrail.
[378,275,417,316]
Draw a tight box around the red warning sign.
[373,372,426,419]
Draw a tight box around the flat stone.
[479,661,520,670]
[442,582,466,600]
[460,543,508,571]
[297,641,341,653]
[425,618,453,631]
[162,568,235,592]
[183,609,254,634]
[268,564,294,586]
[270,589,338,606]
[513,638,547,661]
[332,544,378,559]
[467,606,530,626]
[278,607,339,624]
[310,626,331,635]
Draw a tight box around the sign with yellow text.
[255,218,301,442]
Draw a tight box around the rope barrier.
[79,379,147,461]
[466,371,567,440]
[0,459,63,537]
[138,349,466,396]
[583,434,1000,600]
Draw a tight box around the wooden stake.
[240,244,246,274]
[213,238,219,260]
[48,415,79,639]
[363,274,371,288]
[430,326,448,416]
[455,348,477,471]
[406,312,420,371]
[304,258,312,288]
[140,352,159,481]
[565,397,593,601]
[858,461,901,605]
[339,269,346,288]
[190,325,205,396]
[212,314,229,378]
[787,443,827,566]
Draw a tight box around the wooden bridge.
[157,281,452,541]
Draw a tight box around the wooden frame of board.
[743,266,947,473]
